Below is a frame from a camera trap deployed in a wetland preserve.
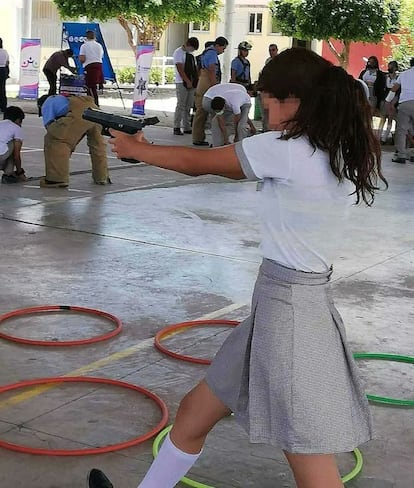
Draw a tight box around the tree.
[53,0,220,54]
[390,0,414,68]
[270,0,401,69]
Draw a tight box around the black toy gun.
[82,108,159,163]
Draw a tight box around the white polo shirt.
[235,132,353,273]
[173,46,186,83]
[396,67,414,103]
[204,83,251,115]
[79,40,103,67]
[0,120,23,156]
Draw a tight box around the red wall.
[321,36,397,77]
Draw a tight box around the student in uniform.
[88,48,386,488]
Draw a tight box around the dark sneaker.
[40,177,68,188]
[1,173,18,184]
[88,469,113,488]
[173,128,183,135]
[410,156,414,163]
[183,129,192,134]
[392,157,406,164]
[193,141,209,146]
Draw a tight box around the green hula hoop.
[152,426,363,485]
[353,353,414,406]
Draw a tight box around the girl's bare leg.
[170,379,231,453]
[170,381,345,488]
[284,452,344,488]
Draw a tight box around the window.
[191,21,210,32]
[249,13,263,34]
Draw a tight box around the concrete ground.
[0,93,413,488]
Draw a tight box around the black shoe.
[183,129,192,134]
[173,128,183,135]
[392,157,406,164]
[39,177,68,188]
[88,469,113,488]
[1,173,18,184]
[193,141,209,146]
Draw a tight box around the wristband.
[385,91,395,103]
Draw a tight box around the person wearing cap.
[43,49,77,96]
[230,41,252,88]
[192,36,228,146]
[203,82,255,147]
[79,30,104,106]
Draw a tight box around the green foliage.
[270,0,401,43]
[116,66,135,84]
[116,66,175,84]
[390,0,414,68]
[149,66,175,84]
[52,0,219,26]
[390,34,413,69]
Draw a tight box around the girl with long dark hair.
[359,55,387,116]
[89,48,387,488]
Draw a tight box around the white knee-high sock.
[137,433,202,488]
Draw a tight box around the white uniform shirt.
[204,83,251,115]
[0,48,9,67]
[79,40,103,67]
[362,70,377,84]
[396,67,414,103]
[0,120,23,156]
[235,132,353,272]
[173,46,186,83]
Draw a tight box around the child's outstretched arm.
[108,129,246,180]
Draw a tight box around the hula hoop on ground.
[0,376,169,456]
[153,426,363,485]
[154,320,240,365]
[353,353,414,406]
[0,305,123,346]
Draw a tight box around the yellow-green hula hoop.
[152,426,363,485]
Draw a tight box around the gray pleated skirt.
[205,258,373,454]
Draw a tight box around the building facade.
[1,0,394,84]
[1,0,303,83]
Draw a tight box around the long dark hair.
[258,48,387,205]
[366,56,379,70]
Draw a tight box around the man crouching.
[37,94,111,188]
[0,106,27,184]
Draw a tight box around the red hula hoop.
[0,376,169,456]
[0,305,122,346]
[154,320,240,365]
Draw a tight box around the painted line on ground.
[0,302,246,409]
[22,185,92,193]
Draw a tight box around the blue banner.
[62,22,116,82]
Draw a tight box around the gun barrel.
[82,108,159,134]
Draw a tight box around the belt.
[46,115,66,128]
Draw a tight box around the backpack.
[183,52,198,88]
